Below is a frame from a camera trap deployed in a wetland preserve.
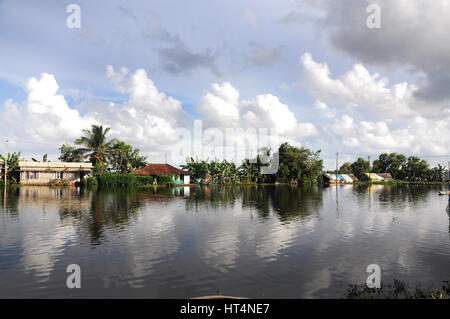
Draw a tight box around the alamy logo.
[366,264,381,288]
[66,264,81,288]
[366,4,381,29]
[66,4,81,29]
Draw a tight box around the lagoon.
[1,184,450,298]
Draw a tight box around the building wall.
[20,171,81,185]
[183,175,190,184]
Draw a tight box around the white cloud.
[0,73,95,152]
[301,53,416,117]
[327,114,450,156]
[300,52,450,157]
[198,81,318,139]
[1,68,317,163]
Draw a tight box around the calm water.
[1,184,450,298]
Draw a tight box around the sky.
[0,0,450,169]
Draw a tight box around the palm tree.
[75,125,116,166]
[0,151,22,183]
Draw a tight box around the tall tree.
[350,157,370,178]
[339,162,352,174]
[403,156,429,181]
[110,140,147,173]
[375,153,407,179]
[75,125,116,166]
[58,144,83,162]
[276,142,323,184]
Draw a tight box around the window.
[26,171,39,180]
[53,171,64,179]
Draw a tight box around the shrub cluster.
[156,175,173,185]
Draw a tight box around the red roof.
[131,164,188,176]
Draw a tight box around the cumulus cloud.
[198,81,318,139]
[0,73,95,152]
[0,67,189,160]
[301,53,450,156]
[296,0,450,109]
[1,66,317,163]
[326,114,450,156]
[301,52,416,117]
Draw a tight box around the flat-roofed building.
[18,161,92,185]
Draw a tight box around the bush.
[135,175,154,186]
[49,179,69,186]
[98,173,137,187]
[156,175,173,185]
[82,176,97,187]
[345,279,450,299]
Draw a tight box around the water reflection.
[0,184,450,298]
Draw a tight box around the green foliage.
[156,175,173,185]
[181,144,322,185]
[135,175,154,186]
[58,144,83,162]
[402,156,430,181]
[93,162,107,177]
[49,179,69,186]
[0,151,21,183]
[350,157,370,178]
[339,162,352,174]
[275,142,323,184]
[372,153,407,179]
[181,157,209,179]
[75,124,116,166]
[345,279,450,299]
[110,140,148,173]
[82,176,97,187]
[182,157,241,183]
[98,173,137,187]
[345,153,447,182]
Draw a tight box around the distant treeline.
[182,142,324,185]
[331,153,448,182]
[1,125,449,185]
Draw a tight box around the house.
[377,173,393,181]
[18,161,92,185]
[131,163,190,184]
[345,173,359,182]
[323,173,359,185]
[359,173,385,182]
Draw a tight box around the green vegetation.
[335,152,448,182]
[97,173,155,187]
[58,144,84,162]
[181,143,323,185]
[49,179,69,186]
[2,125,448,188]
[156,175,173,185]
[0,151,21,184]
[60,124,148,174]
[82,176,97,187]
[276,143,323,184]
[345,279,450,299]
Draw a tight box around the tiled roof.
[131,164,188,176]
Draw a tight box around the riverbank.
[349,180,450,185]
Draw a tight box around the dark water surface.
[1,184,450,298]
